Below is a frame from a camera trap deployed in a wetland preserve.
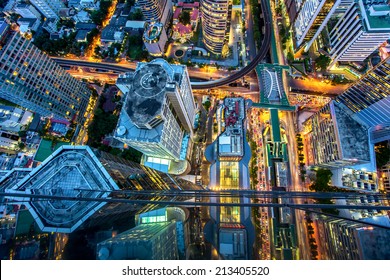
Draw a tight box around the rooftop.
[126,63,168,127]
[143,22,164,41]
[361,1,390,31]
[333,102,370,162]
[5,146,118,233]
[218,98,245,158]
[116,59,186,140]
[256,64,290,106]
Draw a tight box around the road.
[289,78,350,95]
[51,0,271,90]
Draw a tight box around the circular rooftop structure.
[143,22,164,42]
[126,63,170,128]
[132,64,167,98]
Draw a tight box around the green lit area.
[141,215,167,224]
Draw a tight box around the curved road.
[53,0,271,90]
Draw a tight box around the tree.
[128,9,143,20]
[87,28,99,44]
[18,142,25,150]
[375,141,390,168]
[90,0,112,26]
[287,51,294,63]
[18,130,27,137]
[122,147,142,163]
[203,100,211,111]
[179,11,191,26]
[315,54,331,71]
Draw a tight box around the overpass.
[53,0,271,90]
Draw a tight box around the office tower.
[29,0,65,19]
[14,4,42,19]
[97,206,189,260]
[0,21,92,124]
[334,0,354,15]
[303,101,370,168]
[138,0,173,27]
[293,0,341,52]
[1,145,203,233]
[315,215,390,259]
[97,221,178,260]
[335,57,390,128]
[329,0,390,67]
[115,59,196,174]
[138,0,172,55]
[380,161,390,193]
[201,0,232,54]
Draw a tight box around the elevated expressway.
[53,0,271,90]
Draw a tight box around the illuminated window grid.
[219,161,240,223]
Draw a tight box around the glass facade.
[335,57,390,127]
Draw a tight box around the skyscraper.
[303,101,371,168]
[0,21,92,124]
[293,0,341,52]
[97,221,179,260]
[138,0,172,55]
[315,215,390,259]
[138,0,172,27]
[14,4,42,19]
[329,0,390,67]
[114,59,196,174]
[29,0,65,19]
[335,56,390,128]
[1,145,203,233]
[201,0,232,54]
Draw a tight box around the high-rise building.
[201,0,232,54]
[303,101,371,168]
[0,21,92,124]
[329,0,390,67]
[14,4,42,19]
[293,0,341,52]
[315,215,390,259]
[380,161,390,193]
[97,221,178,260]
[334,0,354,15]
[1,145,203,233]
[334,56,390,128]
[114,59,196,174]
[138,0,173,27]
[138,0,172,55]
[97,206,190,260]
[29,0,65,19]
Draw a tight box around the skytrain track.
[53,0,271,89]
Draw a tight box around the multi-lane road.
[53,0,272,90]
